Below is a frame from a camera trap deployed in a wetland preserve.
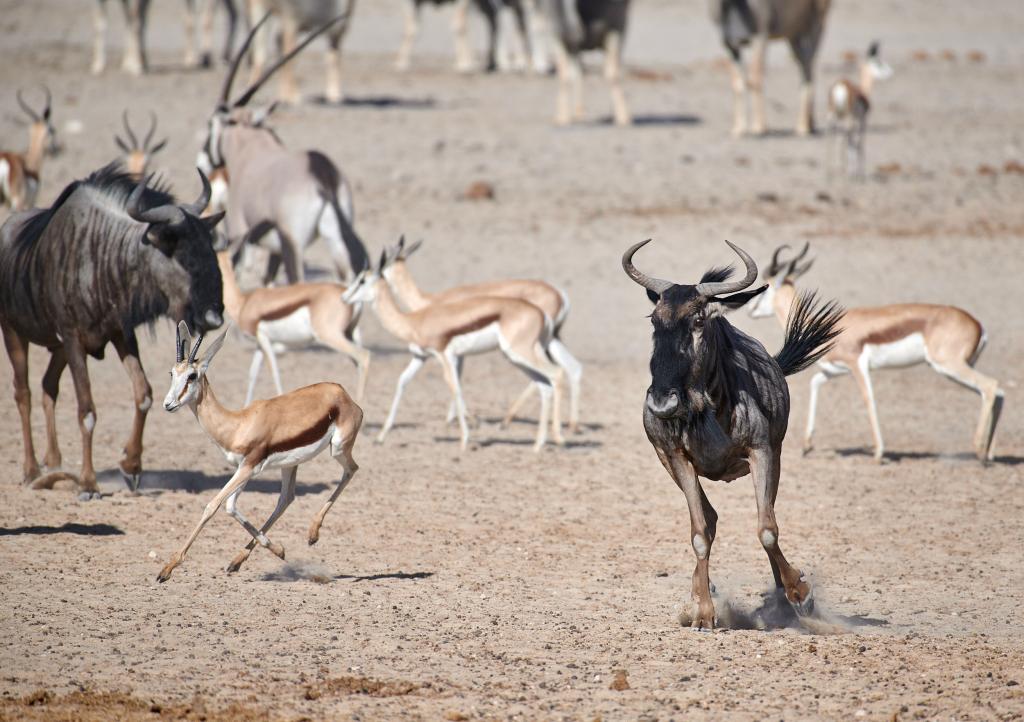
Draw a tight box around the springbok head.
[197,11,350,174]
[623,240,767,419]
[127,170,227,333]
[342,250,390,305]
[163,321,229,412]
[382,235,424,279]
[17,86,59,156]
[747,243,814,319]
[115,110,168,178]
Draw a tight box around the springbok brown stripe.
[267,410,335,455]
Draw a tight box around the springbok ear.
[199,327,229,373]
[177,320,193,357]
[150,138,168,155]
[711,284,768,310]
[203,211,226,230]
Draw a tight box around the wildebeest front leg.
[749,448,812,614]
[64,339,101,498]
[1,321,41,483]
[657,449,718,630]
[40,348,67,471]
[112,333,152,491]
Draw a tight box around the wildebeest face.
[647,285,707,418]
[173,214,226,333]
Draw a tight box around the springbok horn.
[143,111,158,150]
[219,11,273,106]
[176,322,185,363]
[181,169,212,216]
[232,11,352,108]
[41,85,51,116]
[16,89,39,121]
[768,244,791,277]
[622,239,673,295]
[695,241,758,297]
[784,242,811,278]
[188,333,204,364]
[121,110,139,149]
[127,175,185,225]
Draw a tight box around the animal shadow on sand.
[311,94,436,110]
[591,113,701,127]
[432,435,602,450]
[0,522,124,537]
[95,468,330,495]
[689,588,888,634]
[262,561,434,584]
[834,448,1024,466]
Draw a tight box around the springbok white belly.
[862,332,927,370]
[448,322,502,357]
[223,424,336,476]
[258,307,315,349]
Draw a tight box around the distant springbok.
[216,249,370,404]
[198,12,369,283]
[625,239,842,629]
[114,110,168,179]
[827,41,893,178]
[344,251,564,451]
[541,0,632,126]
[710,0,831,136]
[384,236,582,433]
[748,244,1004,462]
[0,166,224,499]
[1,88,58,212]
[159,322,363,581]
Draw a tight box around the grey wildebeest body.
[199,12,369,284]
[541,0,631,126]
[0,166,225,498]
[710,0,831,136]
[624,239,842,629]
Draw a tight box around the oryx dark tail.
[774,291,844,376]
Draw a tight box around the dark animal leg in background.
[112,333,152,487]
[65,338,100,497]
[480,0,499,72]
[2,321,40,483]
[41,347,67,470]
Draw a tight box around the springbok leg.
[749,448,812,614]
[308,420,361,546]
[852,355,885,461]
[604,30,631,127]
[725,44,747,137]
[2,322,40,483]
[748,34,768,135]
[227,465,297,573]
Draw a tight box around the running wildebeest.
[0,165,225,499]
[623,239,843,629]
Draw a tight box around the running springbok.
[711,0,831,136]
[216,250,369,405]
[748,244,1004,462]
[625,239,842,629]
[542,0,632,126]
[827,41,893,178]
[384,236,582,433]
[114,110,168,179]
[198,12,369,283]
[344,251,564,451]
[1,88,58,212]
[160,322,363,582]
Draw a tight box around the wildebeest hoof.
[793,593,815,617]
[77,490,102,501]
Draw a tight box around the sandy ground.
[2,0,1024,719]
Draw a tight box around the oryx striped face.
[198,111,227,175]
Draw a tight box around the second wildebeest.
[0,165,225,498]
[623,239,843,629]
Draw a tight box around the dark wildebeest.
[541,0,632,126]
[623,239,843,629]
[0,165,225,499]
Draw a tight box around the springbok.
[624,239,842,629]
[748,244,1004,462]
[384,236,582,433]
[198,12,369,284]
[0,166,224,499]
[216,249,370,404]
[710,0,831,136]
[396,0,547,74]
[114,110,168,179]
[246,0,356,104]
[1,88,58,212]
[827,42,893,178]
[541,0,632,126]
[343,252,564,451]
[159,322,363,581]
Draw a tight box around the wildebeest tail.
[774,291,844,376]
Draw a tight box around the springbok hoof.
[793,593,815,617]
[268,541,286,560]
[226,552,249,574]
[156,565,174,583]
[119,468,142,493]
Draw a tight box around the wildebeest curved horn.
[16,88,39,121]
[220,11,272,106]
[695,241,758,297]
[121,110,139,149]
[181,168,212,216]
[232,11,352,108]
[127,175,185,225]
[768,244,790,276]
[188,333,204,364]
[622,239,673,295]
[143,111,158,150]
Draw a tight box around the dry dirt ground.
[2,0,1024,719]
